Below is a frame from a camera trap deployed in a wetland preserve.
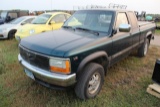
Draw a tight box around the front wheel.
[137,39,149,57]
[75,63,104,100]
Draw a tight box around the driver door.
[110,12,132,65]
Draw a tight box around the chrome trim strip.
[18,54,76,87]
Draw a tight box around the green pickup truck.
[18,9,156,100]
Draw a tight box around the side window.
[116,13,128,29]
[8,12,18,19]
[24,18,35,23]
[128,12,138,29]
[52,14,66,23]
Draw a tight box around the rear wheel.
[137,39,149,57]
[75,63,104,100]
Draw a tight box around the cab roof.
[76,9,134,13]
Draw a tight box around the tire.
[8,30,16,39]
[75,63,104,100]
[137,39,149,57]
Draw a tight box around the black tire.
[75,63,104,100]
[8,30,16,39]
[137,39,149,57]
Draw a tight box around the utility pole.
[51,0,53,10]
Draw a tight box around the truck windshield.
[1,12,7,19]
[9,17,25,24]
[31,14,51,24]
[63,10,113,33]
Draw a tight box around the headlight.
[29,29,35,34]
[49,58,71,74]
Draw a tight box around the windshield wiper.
[75,27,99,36]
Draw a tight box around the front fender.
[77,51,109,74]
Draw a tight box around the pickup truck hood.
[20,29,97,57]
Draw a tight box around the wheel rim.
[144,42,148,55]
[88,72,101,95]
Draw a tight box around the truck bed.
[138,21,155,27]
[138,21,156,33]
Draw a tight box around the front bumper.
[18,54,76,87]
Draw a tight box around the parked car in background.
[0,10,29,25]
[18,9,156,99]
[0,10,2,15]
[15,12,71,41]
[0,16,36,39]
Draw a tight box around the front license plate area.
[24,69,35,80]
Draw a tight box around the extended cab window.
[52,14,66,23]
[128,12,138,29]
[115,13,128,29]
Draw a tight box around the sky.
[0,0,160,14]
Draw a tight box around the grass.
[155,22,160,36]
[155,29,160,36]
[156,22,160,26]
[0,39,160,107]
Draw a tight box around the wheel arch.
[146,31,153,44]
[77,51,109,76]
[8,29,17,38]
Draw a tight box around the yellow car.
[15,12,71,41]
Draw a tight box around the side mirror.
[21,22,27,25]
[111,29,117,36]
[119,24,131,32]
[112,29,117,34]
[50,21,55,25]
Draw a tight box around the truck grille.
[19,46,49,71]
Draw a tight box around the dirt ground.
[151,35,160,46]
